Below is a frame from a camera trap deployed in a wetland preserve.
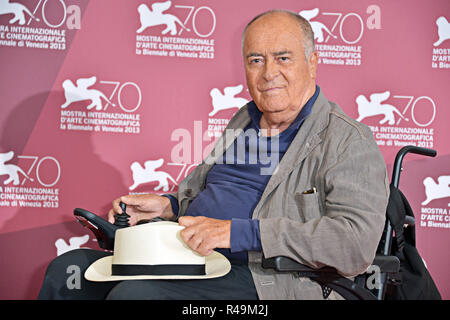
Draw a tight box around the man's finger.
[179,223,196,243]
[112,195,145,214]
[111,197,121,213]
[118,195,144,207]
[178,216,200,227]
[107,209,115,223]
[183,229,212,256]
[196,238,215,256]
[188,233,204,252]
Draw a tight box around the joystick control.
[114,201,130,228]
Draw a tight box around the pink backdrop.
[0,0,449,299]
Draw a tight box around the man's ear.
[308,51,319,80]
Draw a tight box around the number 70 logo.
[16,155,61,187]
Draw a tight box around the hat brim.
[85,251,231,282]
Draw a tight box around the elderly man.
[38,10,388,300]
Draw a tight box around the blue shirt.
[167,86,319,262]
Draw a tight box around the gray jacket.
[172,89,389,299]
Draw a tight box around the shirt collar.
[247,85,320,133]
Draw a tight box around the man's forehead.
[243,31,303,54]
[244,18,303,44]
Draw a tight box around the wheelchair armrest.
[404,216,415,227]
[372,255,400,273]
[261,255,378,300]
[262,256,336,275]
[262,254,400,274]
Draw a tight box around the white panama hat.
[85,221,231,282]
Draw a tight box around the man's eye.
[279,56,290,62]
[250,58,262,64]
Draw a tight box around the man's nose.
[262,59,279,81]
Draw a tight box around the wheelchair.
[261,145,438,300]
[74,145,438,300]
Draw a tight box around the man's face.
[243,13,318,121]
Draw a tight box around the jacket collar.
[203,88,331,200]
[258,89,331,201]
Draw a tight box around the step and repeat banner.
[0,0,449,299]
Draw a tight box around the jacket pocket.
[294,191,321,222]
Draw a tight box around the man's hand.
[108,194,175,226]
[178,216,231,256]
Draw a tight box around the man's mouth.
[261,86,283,93]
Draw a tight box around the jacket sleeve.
[161,194,179,215]
[259,135,389,277]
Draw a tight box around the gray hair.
[241,9,315,59]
